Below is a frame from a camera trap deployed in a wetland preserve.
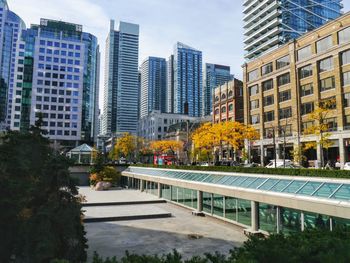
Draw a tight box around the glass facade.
[173,42,202,117]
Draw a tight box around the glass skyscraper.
[10,19,100,145]
[243,0,343,60]
[0,0,25,131]
[203,63,233,116]
[140,56,166,119]
[172,42,202,117]
[102,20,139,136]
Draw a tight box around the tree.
[112,133,137,162]
[0,117,87,262]
[150,140,183,156]
[192,122,216,163]
[303,98,336,168]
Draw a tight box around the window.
[299,65,313,79]
[264,111,275,122]
[221,106,226,113]
[215,96,219,102]
[248,69,258,82]
[279,90,291,102]
[317,36,332,53]
[300,83,313,97]
[325,117,337,132]
[277,73,290,87]
[339,27,350,44]
[214,108,219,115]
[249,85,259,96]
[344,115,350,129]
[262,79,273,91]
[302,121,314,132]
[261,62,273,75]
[279,107,292,119]
[342,50,350,65]
[264,128,275,138]
[301,102,314,115]
[298,45,312,60]
[229,104,233,111]
[228,90,233,97]
[250,100,259,109]
[343,72,350,86]
[281,124,292,136]
[221,93,226,100]
[319,57,333,72]
[263,95,274,107]
[344,93,350,107]
[251,114,260,124]
[320,76,335,92]
[276,55,290,69]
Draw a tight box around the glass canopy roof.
[125,167,350,202]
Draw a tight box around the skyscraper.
[0,0,25,131]
[243,0,343,60]
[140,56,166,119]
[102,20,139,136]
[172,42,202,117]
[10,19,100,145]
[203,63,233,116]
[166,55,174,114]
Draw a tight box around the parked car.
[266,159,292,168]
[243,162,259,168]
[344,162,350,170]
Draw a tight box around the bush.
[132,164,350,179]
[90,166,121,186]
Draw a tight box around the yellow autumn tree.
[149,140,183,157]
[303,98,336,167]
[112,133,137,161]
[192,122,216,162]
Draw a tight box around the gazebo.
[67,144,97,164]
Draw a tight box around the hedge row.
[131,164,350,179]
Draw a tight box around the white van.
[266,159,292,168]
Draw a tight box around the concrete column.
[251,201,259,232]
[140,179,144,192]
[276,206,281,234]
[260,143,264,166]
[316,142,322,168]
[157,182,162,198]
[276,144,281,160]
[339,138,345,169]
[197,191,203,212]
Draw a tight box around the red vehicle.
[154,154,175,165]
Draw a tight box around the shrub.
[89,166,121,186]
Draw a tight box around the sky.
[8,0,350,109]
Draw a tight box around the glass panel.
[178,187,184,204]
[270,180,292,192]
[297,182,322,195]
[224,176,239,185]
[213,194,224,217]
[313,183,340,198]
[331,185,350,201]
[332,216,350,230]
[237,198,251,226]
[282,181,307,193]
[258,179,280,190]
[259,203,277,233]
[224,197,237,221]
[280,207,302,234]
[304,212,330,230]
[216,176,232,185]
[171,186,178,202]
[202,175,217,183]
[161,184,171,200]
[247,178,268,189]
[239,177,258,187]
[230,176,249,186]
[203,192,212,214]
[183,188,193,208]
[192,189,198,209]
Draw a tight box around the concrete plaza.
[79,187,247,260]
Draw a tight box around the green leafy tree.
[0,116,87,262]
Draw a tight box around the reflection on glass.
[203,192,212,214]
[224,197,237,221]
[237,199,251,226]
[161,184,171,200]
[332,216,350,230]
[280,208,301,234]
[213,194,224,217]
[259,203,277,233]
[304,212,330,230]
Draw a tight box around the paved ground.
[80,188,247,261]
